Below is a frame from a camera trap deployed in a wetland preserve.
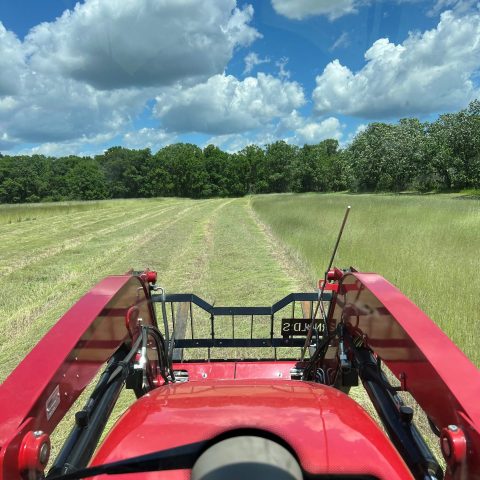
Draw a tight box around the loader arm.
[329,272,480,480]
[0,272,158,480]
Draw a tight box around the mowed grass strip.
[0,200,173,273]
[0,201,105,226]
[251,193,480,367]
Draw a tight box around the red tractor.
[0,265,479,479]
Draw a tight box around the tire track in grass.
[157,198,235,291]
[185,199,236,287]
[161,198,236,361]
[247,197,315,292]
[204,198,301,305]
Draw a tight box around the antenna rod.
[324,205,351,280]
[301,205,351,360]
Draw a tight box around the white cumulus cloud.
[25,0,260,90]
[271,0,357,20]
[276,110,344,144]
[154,73,305,134]
[313,9,480,118]
[0,0,264,151]
[295,117,343,143]
[206,131,279,153]
[0,23,25,96]
[15,132,117,157]
[123,128,174,150]
[243,52,270,74]
[1,70,150,144]
[207,114,344,151]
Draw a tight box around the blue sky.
[0,0,478,156]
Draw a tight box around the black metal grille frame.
[151,292,332,361]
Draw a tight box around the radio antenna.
[301,205,351,360]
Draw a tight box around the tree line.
[1,100,479,203]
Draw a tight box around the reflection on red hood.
[92,379,413,479]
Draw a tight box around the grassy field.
[0,193,478,465]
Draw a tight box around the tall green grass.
[252,193,480,367]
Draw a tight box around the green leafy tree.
[236,144,267,193]
[65,157,108,200]
[346,123,397,191]
[155,143,208,198]
[203,144,230,197]
[426,101,480,189]
[97,147,152,198]
[264,141,298,193]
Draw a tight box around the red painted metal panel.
[173,362,236,381]
[332,272,480,479]
[0,274,156,480]
[172,361,297,381]
[92,380,413,479]
[234,361,295,380]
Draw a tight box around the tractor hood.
[91,379,413,479]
